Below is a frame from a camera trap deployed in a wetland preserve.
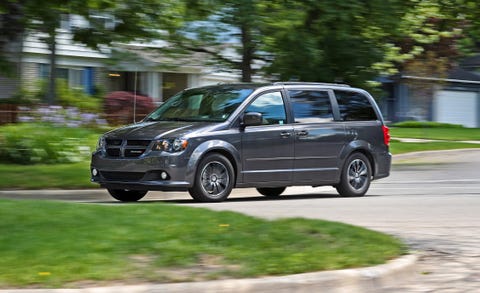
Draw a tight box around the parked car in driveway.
[91,82,391,202]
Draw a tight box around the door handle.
[296,130,309,137]
[280,132,292,138]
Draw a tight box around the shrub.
[16,105,108,129]
[0,123,98,165]
[104,91,156,125]
[13,79,102,113]
[55,79,102,113]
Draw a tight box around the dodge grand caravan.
[91,82,391,202]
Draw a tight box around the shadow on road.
[95,193,343,205]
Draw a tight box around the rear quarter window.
[334,90,378,121]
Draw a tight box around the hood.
[104,121,215,140]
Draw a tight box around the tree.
[260,0,412,88]
[371,0,479,119]
[0,0,184,104]
[168,0,267,82]
[0,1,27,76]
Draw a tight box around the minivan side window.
[245,91,286,125]
[335,90,378,121]
[289,90,333,123]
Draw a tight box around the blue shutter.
[83,67,95,95]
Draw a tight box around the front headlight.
[153,138,188,153]
[97,137,106,151]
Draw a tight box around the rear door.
[288,89,346,184]
[241,91,294,184]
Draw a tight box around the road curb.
[1,254,417,293]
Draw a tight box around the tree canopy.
[1,0,479,92]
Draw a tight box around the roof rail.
[273,82,351,87]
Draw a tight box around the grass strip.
[390,127,480,141]
[0,199,405,288]
[0,162,93,189]
[390,140,480,155]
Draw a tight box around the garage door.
[433,90,478,128]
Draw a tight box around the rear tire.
[188,153,234,202]
[256,187,286,197]
[108,189,147,202]
[336,153,371,197]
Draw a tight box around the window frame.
[240,89,290,126]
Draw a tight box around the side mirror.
[242,112,263,127]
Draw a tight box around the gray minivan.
[91,82,391,202]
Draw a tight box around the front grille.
[106,149,121,157]
[104,139,151,158]
[101,171,145,181]
[127,140,151,146]
[106,139,122,146]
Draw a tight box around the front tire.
[336,153,372,197]
[108,189,148,202]
[188,153,234,202]
[256,187,286,197]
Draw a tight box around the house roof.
[460,55,480,68]
[448,67,480,82]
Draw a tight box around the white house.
[0,16,243,103]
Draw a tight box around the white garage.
[433,90,479,128]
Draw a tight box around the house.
[381,55,480,128]
[0,18,243,104]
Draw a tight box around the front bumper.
[90,151,193,191]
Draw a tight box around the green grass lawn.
[390,127,480,141]
[0,161,92,189]
[0,199,405,288]
[390,140,480,154]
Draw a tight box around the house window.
[37,64,90,92]
[38,64,49,79]
[38,64,68,80]
[69,69,84,89]
[60,14,71,31]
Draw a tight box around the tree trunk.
[46,32,57,105]
[240,24,254,82]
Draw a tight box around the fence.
[0,105,18,125]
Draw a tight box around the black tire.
[336,153,372,197]
[188,153,234,202]
[108,189,148,202]
[256,187,286,197]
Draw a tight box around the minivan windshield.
[144,87,254,122]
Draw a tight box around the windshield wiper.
[156,118,198,122]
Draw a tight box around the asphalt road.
[1,149,479,291]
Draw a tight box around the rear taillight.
[382,125,391,146]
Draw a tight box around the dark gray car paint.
[91,83,391,193]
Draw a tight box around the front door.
[241,91,294,184]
